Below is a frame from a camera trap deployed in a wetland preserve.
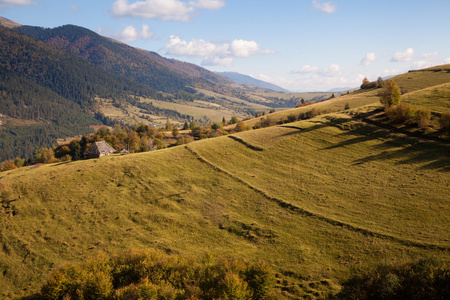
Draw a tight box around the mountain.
[14,24,233,94]
[0,16,21,28]
[217,71,289,92]
[327,87,355,92]
[0,25,158,161]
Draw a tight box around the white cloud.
[291,65,319,73]
[411,60,433,70]
[70,4,80,11]
[292,64,341,77]
[360,52,377,66]
[164,35,226,56]
[202,56,233,67]
[110,0,225,22]
[230,40,275,57]
[163,35,274,67]
[190,0,225,10]
[114,24,154,43]
[420,51,438,59]
[322,64,342,76]
[312,0,337,13]
[0,0,36,6]
[445,57,450,64]
[391,48,414,62]
[381,69,402,77]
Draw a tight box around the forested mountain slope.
[0,26,157,161]
[15,25,233,94]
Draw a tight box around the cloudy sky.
[1,0,449,91]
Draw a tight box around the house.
[84,141,116,159]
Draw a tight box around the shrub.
[337,257,450,300]
[439,112,450,133]
[361,77,378,89]
[414,109,432,129]
[0,160,17,172]
[287,114,297,123]
[235,121,247,132]
[385,103,415,124]
[40,250,277,300]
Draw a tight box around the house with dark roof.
[84,141,116,159]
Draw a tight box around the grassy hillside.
[1,110,448,298]
[239,65,450,129]
[401,82,450,113]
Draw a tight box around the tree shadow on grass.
[322,118,450,172]
[354,140,450,172]
[279,122,330,137]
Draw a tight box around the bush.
[414,109,431,129]
[40,250,276,300]
[385,103,415,124]
[0,160,17,172]
[235,121,247,132]
[337,257,450,300]
[439,112,450,133]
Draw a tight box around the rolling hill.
[1,69,449,298]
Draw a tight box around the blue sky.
[1,0,449,91]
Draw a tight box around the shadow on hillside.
[279,117,449,172]
[354,140,450,172]
[279,122,329,137]
[323,119,450,172]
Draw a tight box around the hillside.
[240,65,450,129]
[14,24,233,94]
[1,107,449,298]
[0,26,161,161]
[217,72,290,92]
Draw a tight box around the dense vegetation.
[337,258,450,300]
[0,27,156,107]
[15,25,227,94]
[39,249,276,300]
[0,26,162,161]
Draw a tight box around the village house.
[84,141,116,159]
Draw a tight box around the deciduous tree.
[380,80,401,107]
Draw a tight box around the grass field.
[1,108,449,298]
[401,82,450,113]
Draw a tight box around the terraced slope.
[1,112,448,299]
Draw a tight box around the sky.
[1,0,450,92]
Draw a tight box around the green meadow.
[1,111,449,298]
[0,65,449,299]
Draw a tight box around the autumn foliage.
[40,250,276,300]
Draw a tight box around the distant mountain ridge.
[14,24,233,94]
[217,72,289,92]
